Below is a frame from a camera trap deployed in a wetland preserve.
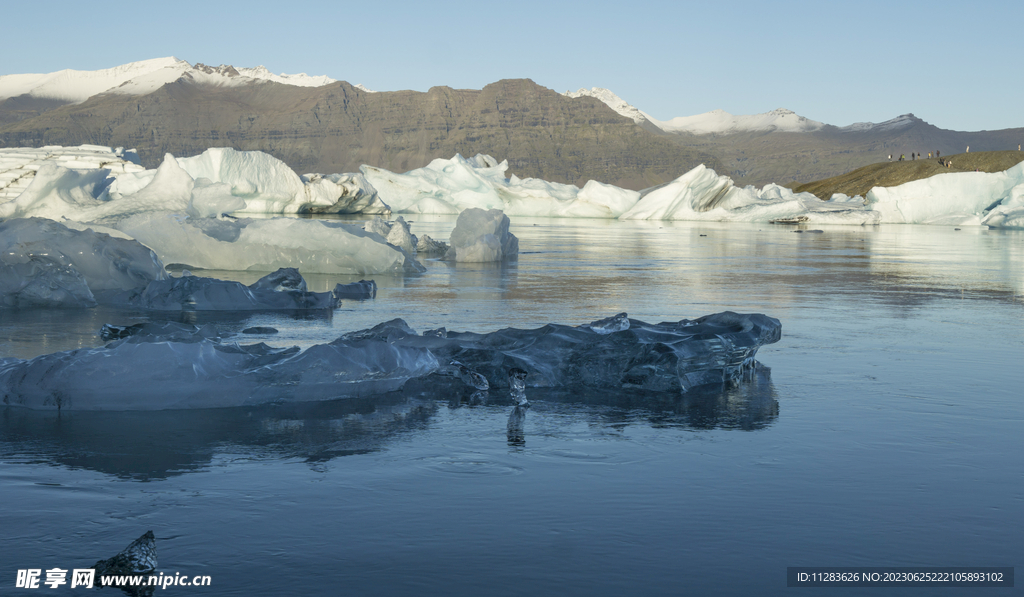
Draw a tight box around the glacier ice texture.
[107,268,343,311]
[443,208,519,262]
[113,213,424,274]
[5,144,1022,228]
[0,311,781,411]
[360,153,640,218]
[92,530,158,580]
[1,146,387,220]
[0,218,374,310]
[1,218,167,308]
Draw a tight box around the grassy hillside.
[792,150,1024,200]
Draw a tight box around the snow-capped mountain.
[651,108,825,134]
[562,88,919,135]
[562,88,827,134]
[563,88,649,125]
[839,114,917,132]
[0,57,338,103]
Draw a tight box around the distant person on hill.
[937,150,941,158]
[928,152,932,158]
[966,146,970,153]
[888,154,892,161]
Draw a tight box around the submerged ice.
[0,312,781,410]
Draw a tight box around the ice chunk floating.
[0,312,781,410]
[3,144,1024,227]
[443,208,519,262]
[0,217,167,308]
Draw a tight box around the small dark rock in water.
[93,530,157,595]
[954,228,961,231]
[242,326,279,335]
[793,230,824,234]
[699,234,707,237]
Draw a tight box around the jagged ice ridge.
[0,312,782,410]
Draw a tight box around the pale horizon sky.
[2,0,1020,132]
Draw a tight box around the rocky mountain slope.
[2,60,1022,189]
[0,73,720,190]
[563,88,1023,186]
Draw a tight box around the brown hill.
[793,150,1024,200]
[0,79,721,190]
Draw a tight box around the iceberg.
[443,208,519,262]
[0,218,379,310]
[866,162,1024,226]
[112,212,424,274]
[5,144,1023,229]
[1,147,386,221]
[92,531,158,581]
[361,153,639,217]
[618,164,878,225]
[0,311,781,410]
[0,218,167,308]
[108,268,342,311]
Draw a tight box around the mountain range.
[1,59,1021,189]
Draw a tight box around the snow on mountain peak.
[839,113,917,132]
[651,107,825,135]
[0,58,337,103]
[0,57,189,103]
[561,88,826,135]
[563,88,649,125]
[235,65,337,87]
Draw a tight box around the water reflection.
[507,406,528,446]
[0,365,778,480]
[529,363,779,432]
[0,394,435,480]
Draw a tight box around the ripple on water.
[414,454,524,477]
[535,449,612,463]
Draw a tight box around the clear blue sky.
[2,0,1020,131]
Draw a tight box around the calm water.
[2,217,1022,596]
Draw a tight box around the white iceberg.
[114,213,424,274]
[361,153,638,218]
[105,147,387,216]
[2,147,386,221]
[619,164,878,225]
[4,144,1024,230]
[444,208,519,262]
[866,163,1024,226]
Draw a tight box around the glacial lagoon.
[2,216,1022,595]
